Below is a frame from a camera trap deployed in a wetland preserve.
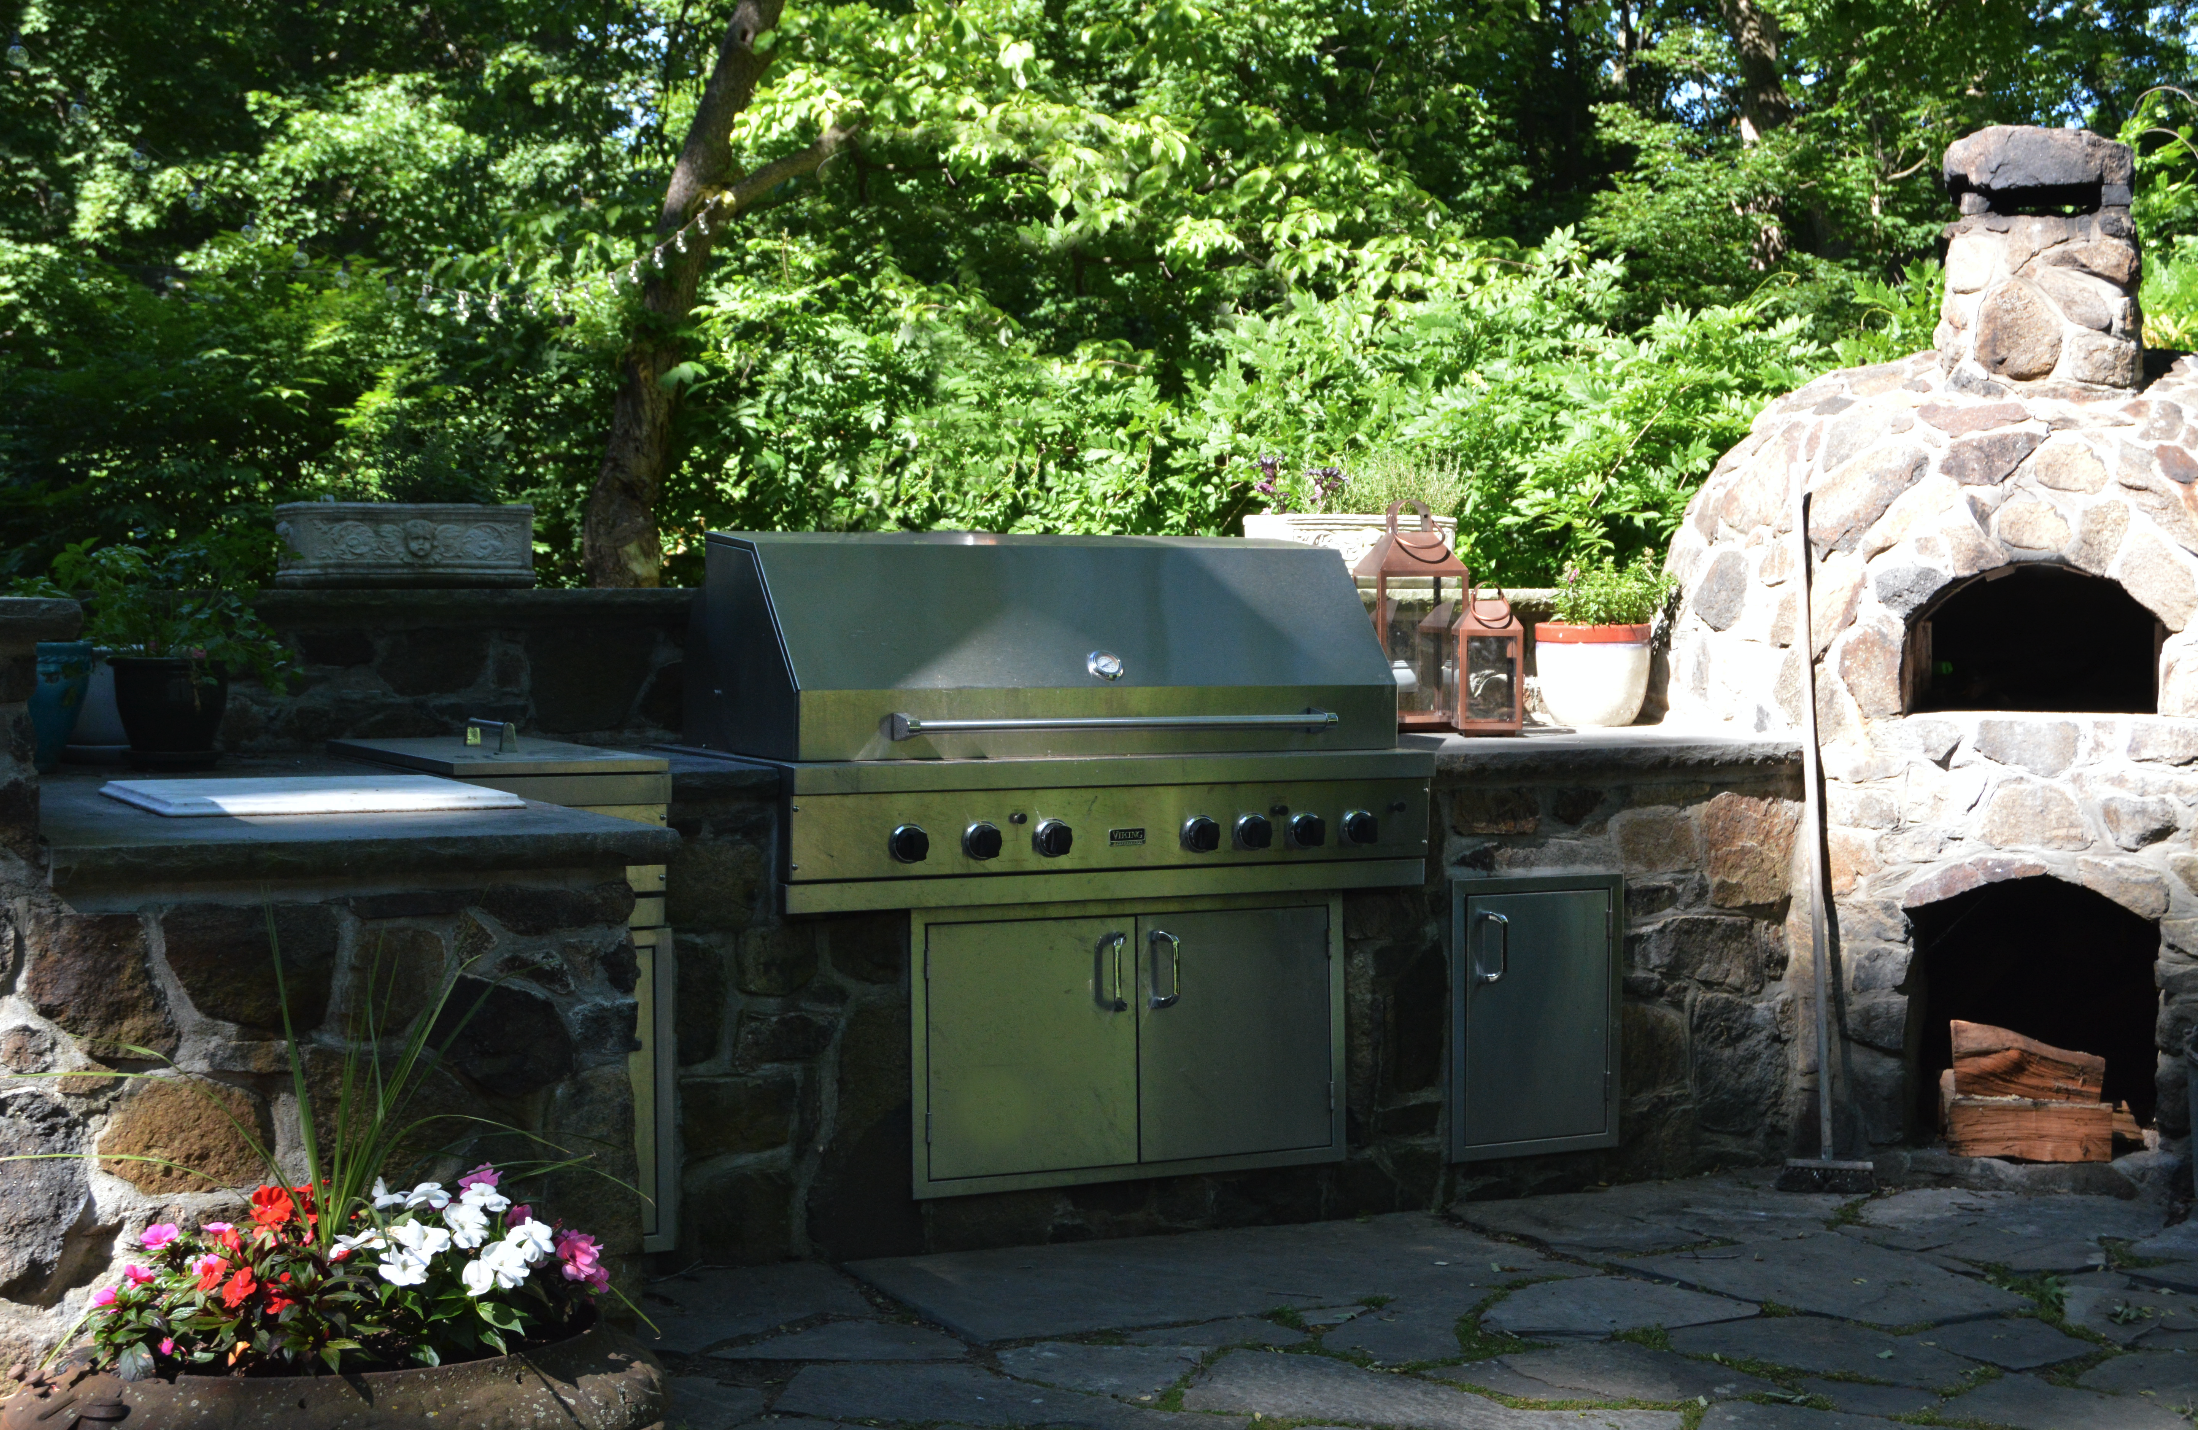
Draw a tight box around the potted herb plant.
[19,536,295,770]
[1535,553,1676,727]
[276,420,534,588]
[1,939,662,1428]
[1239,451,1464,570]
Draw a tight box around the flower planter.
[274,501,535,588]
[1534,622,1653,727]
[79,1319,663,1430]
[1243,512,1458,572]
[110,656,228,770]
[29,641,94,772]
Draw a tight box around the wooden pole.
[1777,484,1873,1192]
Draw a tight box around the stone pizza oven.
[1663,123,2198,1167]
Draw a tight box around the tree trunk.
[1717,0,1791,145]
[582,0,850,587]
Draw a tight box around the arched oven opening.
[1906,875,2159,1137]
[1904,565,2162,714]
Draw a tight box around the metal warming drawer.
[680,531,1433,1198]
[330,733,678,1250]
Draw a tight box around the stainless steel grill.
[683,531,1431,914]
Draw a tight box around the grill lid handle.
[886,710,1340,741]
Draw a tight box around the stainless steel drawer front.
[1450,874,1622,1162]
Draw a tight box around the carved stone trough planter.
[274,502,535,588]
[3,1321,666,1430]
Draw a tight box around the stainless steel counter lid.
[686,531,1397,762]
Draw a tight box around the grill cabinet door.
[1136,905,1332,1164]
[1451,878,1620,1161]
[924,916,1138,1181]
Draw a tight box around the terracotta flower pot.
[83,1321,664,1430]
[109,656,228,770]
[1534,623,1653,727]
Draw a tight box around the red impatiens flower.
[193,1255,229,1292]
[221,1267,257,1309]
[249,1185,296,1228]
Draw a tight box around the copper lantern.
[1352,500,1466,731]
[1456,585,1524,735]
[1350,501,1523,735]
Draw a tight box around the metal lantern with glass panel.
[1352,501,1467,731]
[1455,587,1524,736]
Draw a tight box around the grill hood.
[685,532,1399,762]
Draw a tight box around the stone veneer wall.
[0,874,648,1369]
[658,744,1802,1262]
[224,590,691,751]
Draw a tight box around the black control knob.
[1234,814,1273,850]
[1033,819,1074,858]
[1341,810,1380,845]
[1180,816,1221,854]
[888,824,930,863]
[1288,813,1327,848]
[964,822,1004,860]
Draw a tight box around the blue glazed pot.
[30,641,94,771]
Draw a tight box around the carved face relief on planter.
[1661,124,2196,1162]
[273,502,535,589]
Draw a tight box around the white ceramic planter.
[1534,623,1653,727]
[273,502,535,588]
[1242,512,1458,571]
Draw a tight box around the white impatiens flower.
[387,1218,454,1260]
[463,1240,531,1296]
[403,1182,452,1211]
[335,1229,387,1256]
[371,1178,406,1210]
[458,1180,510,1215]
[504,1218,555,1263]
[380,1256,430,1287]
[443,1201,491,1250]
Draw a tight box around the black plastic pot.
[109,656,228,770]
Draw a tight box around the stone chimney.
[1934,125,2142,391]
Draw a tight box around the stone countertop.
[40,755,681,891]
[1405,722,1802,777]
[661,747,783,802]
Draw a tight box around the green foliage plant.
[1549,553,1676,628]
[15,536,295,692]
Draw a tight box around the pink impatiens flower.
[123,1264,154,1287]
[90,1286,116,1309]
[506,1204,531,1225]
[199,1221,233,1236]
[554,1230,610,1292]
[456,1162,500,1192]
[159,1338,175,1355]
[139,1223,179,1251]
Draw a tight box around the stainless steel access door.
[1137,906,1332,1163]
[1450,875,1622,1162]
[923,916,1138,1182]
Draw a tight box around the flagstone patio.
[649,1170,2198,1430]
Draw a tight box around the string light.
[186,185,206,212]
[333,267,351,290]
[6,35,29,68]
[292,244,309,268]
[239,218,258,241]
[66,98,86,123]
[128,148,149,171]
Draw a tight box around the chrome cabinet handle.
[1476,911,1509,984]
[1148,929,1182,1009]
[1095,932,1128,1012]
[888,710,1338,740]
